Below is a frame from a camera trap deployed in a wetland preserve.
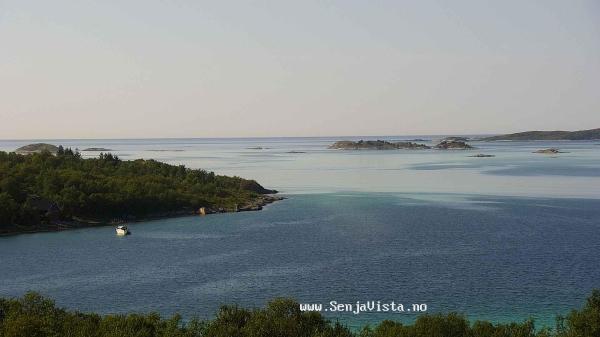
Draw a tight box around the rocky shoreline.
[434,140,473,149]
[533,148,567,154]
[329,140,431,150]
[469,153,495,157]
[0,194,285,237]
[329,138,474,150]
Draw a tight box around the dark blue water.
[1,193,599,328]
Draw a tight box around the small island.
[533,148,566,154]
[434,140,474,150]
[482,128,600,141]
[15,143,59,155]
[328,139,477,150]
[441,136,470,142]
[329,140,431,150]
[81,147,113,151]
[0,148,281,235]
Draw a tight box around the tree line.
[0,149,273,233]
[0,291,598,337]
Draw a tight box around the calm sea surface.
[1,136,600,329]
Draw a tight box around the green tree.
[559,289,600,337]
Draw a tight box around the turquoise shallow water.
[1,137,599,329]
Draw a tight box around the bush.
[0,291,598,337]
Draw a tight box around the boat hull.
[115,229,129,236]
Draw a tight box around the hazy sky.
[1,0,599,139]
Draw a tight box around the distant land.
[329,139,473,150]
[329,140,431,150]
[434,140,473,149]
[81,147,112,151]
[482,128,600,141]
[15,143,59,154]
[533,148,567,154]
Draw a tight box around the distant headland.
[482,128,600,141]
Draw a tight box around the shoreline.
[0,194,285,237]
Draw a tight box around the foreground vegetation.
[0,291,598,337]
[0,148,276,234]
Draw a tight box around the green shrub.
[0,291,598,337]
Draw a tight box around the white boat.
[115,225,130,236]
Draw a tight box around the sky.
[1,0,599,139]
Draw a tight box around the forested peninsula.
[0,147,280,235]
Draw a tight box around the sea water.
[1,136,599,329]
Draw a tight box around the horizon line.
[0,133,498,142]
[2,128,598,142]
